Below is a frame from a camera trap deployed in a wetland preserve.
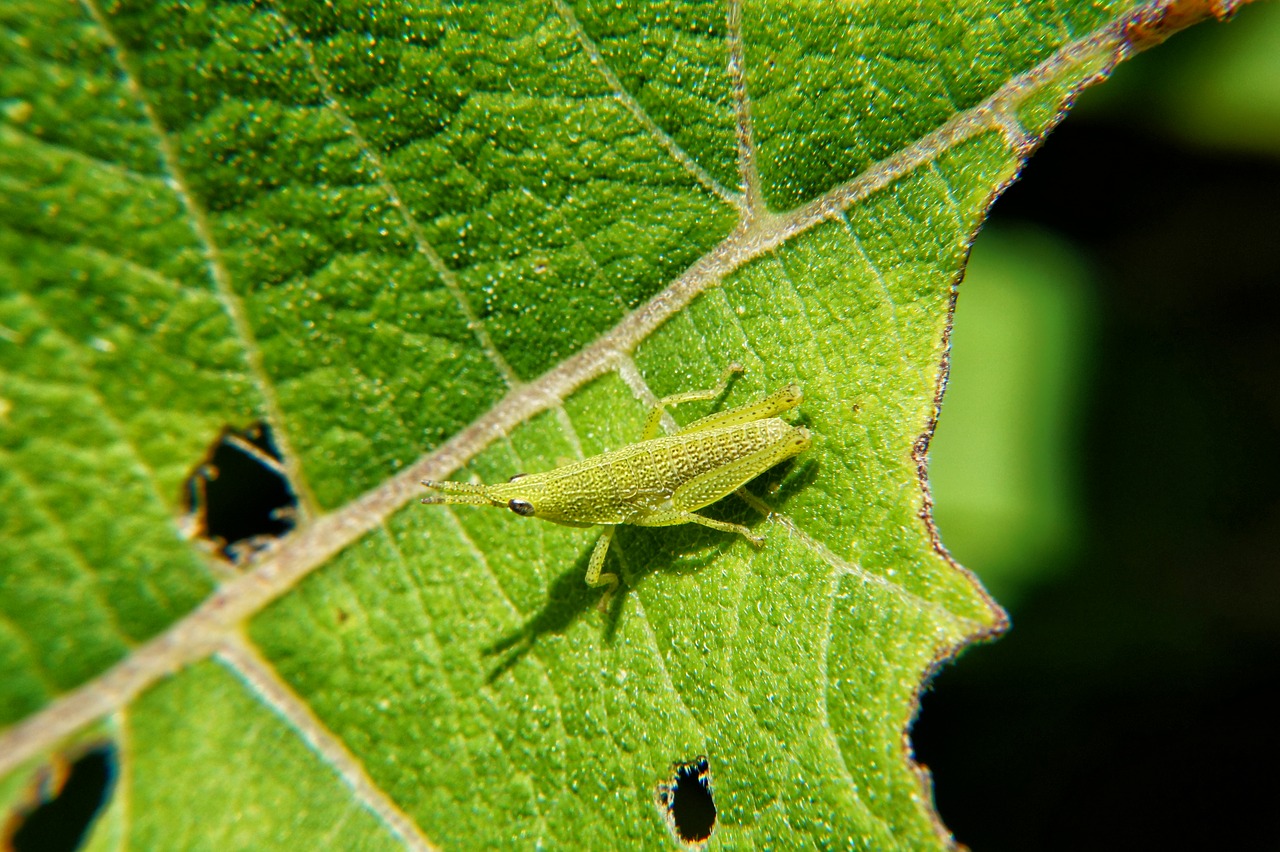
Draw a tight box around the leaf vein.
[1,3,1149,772]
[78,0,319,517]
[378,525,494,817]
[215,637,438,851]
[0,124,164,187]
[550,0,742,210]
[0,608,60,697]
[838,212,924,388]
[0,448,143,649]
[264,1,519,387]
[726,0,763,216]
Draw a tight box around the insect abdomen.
[605,419,794,510]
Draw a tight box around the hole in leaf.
[5,744,116,852]
[184,422,297,561]
[655,756,716,848]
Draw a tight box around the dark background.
[913,4,1280,849]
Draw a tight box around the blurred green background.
[915,2,1280,848]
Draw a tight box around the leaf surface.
[0,0,1215,847]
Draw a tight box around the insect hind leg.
[678,383,804,435]
[640,363,743,441]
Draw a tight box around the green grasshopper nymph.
[421,366,810,609]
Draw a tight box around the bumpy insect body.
[421,367,810,608]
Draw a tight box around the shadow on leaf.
[765,456,821,506]
[481,524,729,680]
[482,457,815,681]
[482,542,605,682]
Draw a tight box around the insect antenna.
[419,479,499,507]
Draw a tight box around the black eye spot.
[508,499,535,516]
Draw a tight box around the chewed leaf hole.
[184,422,297,562]
[5,744,116,852]
[656,756,716,848]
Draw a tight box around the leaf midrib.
[0,1,1145,777]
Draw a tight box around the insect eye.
[508,499,535,516]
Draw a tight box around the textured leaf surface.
[0,0,1210,847]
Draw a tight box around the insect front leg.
[640,363,743,441]
[585,526,619,612]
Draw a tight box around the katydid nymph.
[420,366,811,609]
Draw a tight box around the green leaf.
[0,0,1235,847]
